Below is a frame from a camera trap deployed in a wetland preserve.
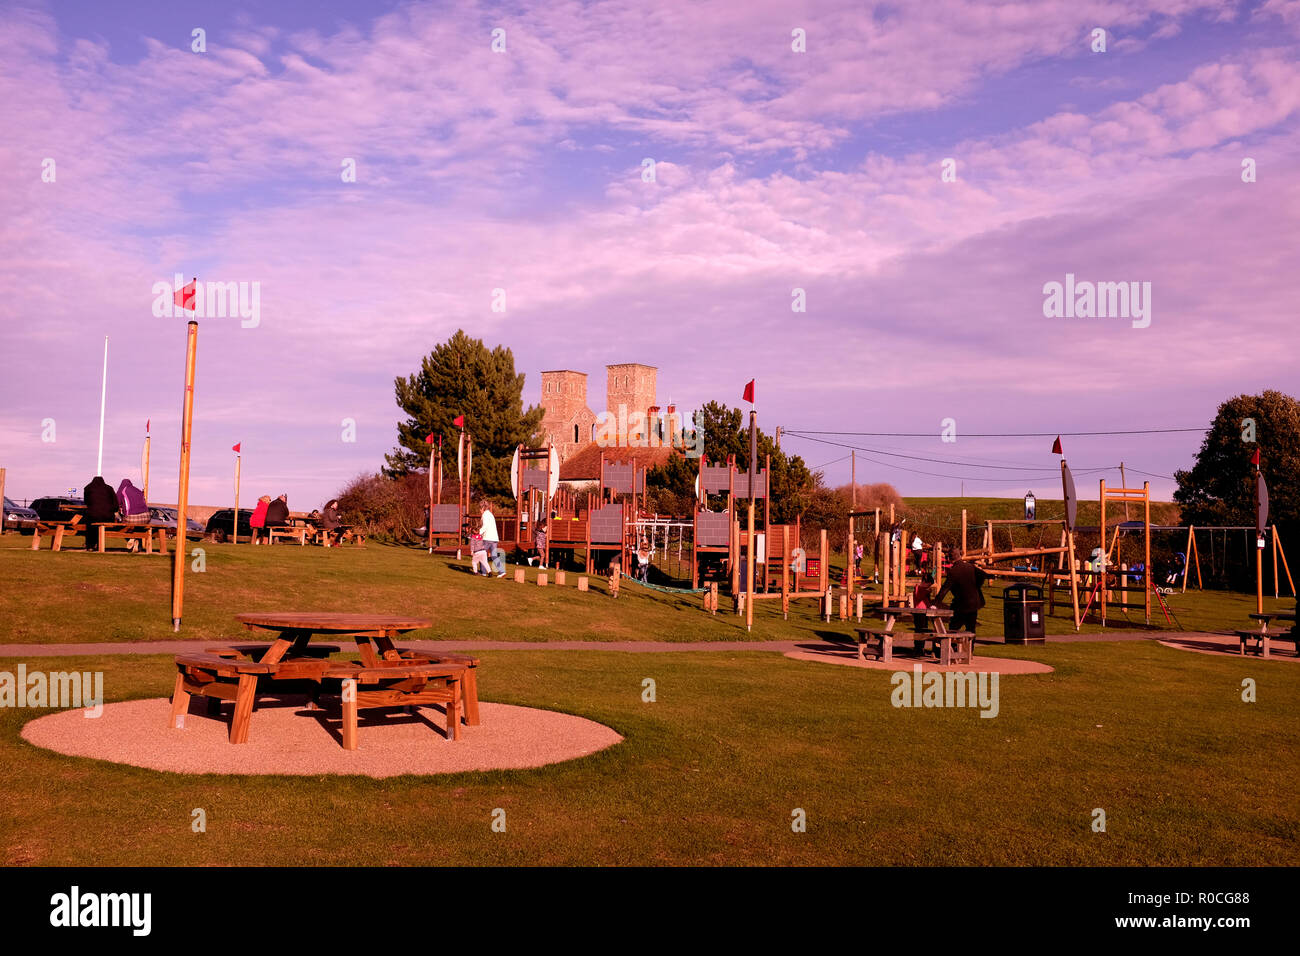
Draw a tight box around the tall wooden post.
[141,432,151,501]
[0,467,6,535]
[746,410,757,633]
[961,509,967,557]
[232,454,241,545]
[1143,481,1151,623]
[171,321,198,632]
[781,524,790,619]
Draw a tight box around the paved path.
[0,632,1218,658]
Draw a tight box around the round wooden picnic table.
[235,612,432,666]
[232,612,479,727]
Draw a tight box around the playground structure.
[426,433,474,556]
[691,455,829,616]
[512,445,645,574]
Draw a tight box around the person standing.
[82,476,119,552]
[911,533,924,575]
[934,555,989,636]
[478,501,502,574]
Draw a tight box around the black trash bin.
[1003,584,1046,644]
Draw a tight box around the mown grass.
[0,535,1289,645]
[1,643,1296,866]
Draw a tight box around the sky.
[1,0,1298,509]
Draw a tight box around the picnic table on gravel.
[169,612,480,748]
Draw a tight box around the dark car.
[205,508,257,542]
[149,507,205,537]
[31,496,84,522]
[3,497,39,533]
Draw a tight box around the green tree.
[385,330,544,497]
[1174,390,1299,546]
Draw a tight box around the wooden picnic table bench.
[167,612,482,746]
[1234,628,1298,659]
[96,522,167,554]
[321,661,469,749]
[30,515,84,551]
[854,628,974,665]
[267,525,310,545]
[169,653,274,743]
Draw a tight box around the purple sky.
[2,0,1298,508]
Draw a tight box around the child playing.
[912,571,935,632]
[469,534,491,576]
[608,554,622,598]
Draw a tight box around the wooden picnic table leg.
[938,637,952,666]
[98,526,107,553]
[229,673,259,744]
[446,677,461,741]
[258,629,303,665]
[354,635,381,668]
[341,678,358,750]
[52,526,64,551]
[461,669,480,726]
[169,671,190,729]
[158,528,167,555]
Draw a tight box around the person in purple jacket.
[116,478,149,524]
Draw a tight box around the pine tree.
[385,330,544,497]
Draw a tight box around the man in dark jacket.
[264,494,289,528]
[82,476,119,552]
[934,556,989,635]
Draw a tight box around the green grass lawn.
[2,644,1296,866]
[0,532,1296,866]
[0,534,1291,644]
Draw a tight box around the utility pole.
[775,425,782,451]
[1119,462,1130,520]
[851,450,856,508]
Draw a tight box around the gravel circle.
[21,698,623,778]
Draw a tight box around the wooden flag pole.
[141,428,151,502]
[746,409,756,633]
[96,336,108,476]
[172,321,198,631]
[233,454,241,545]
[427,440,436,553]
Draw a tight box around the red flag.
[742,380,755,404]
[425,434,435,444]
[453,415,465,429]
[145,419,150,433]
[174,278,197,311]
[1251,448,1260,467]
[1051,436,1063,455]
[232,442,241,453]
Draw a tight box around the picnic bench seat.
[390,650,481,725]
[1234,629,1298,659]
[96,522,166,554]
[853,628,974,665]
[169,653,274,743]
[322,661,468,749]
[30,516,83,551]
[267,525,310,545]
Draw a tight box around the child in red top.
[912,571,935,632]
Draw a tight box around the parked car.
[31,496,84,522]
[3,497,39,533]
[205,508,257,541]
[149,507,205,537]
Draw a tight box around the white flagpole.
[97,336,108,476]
